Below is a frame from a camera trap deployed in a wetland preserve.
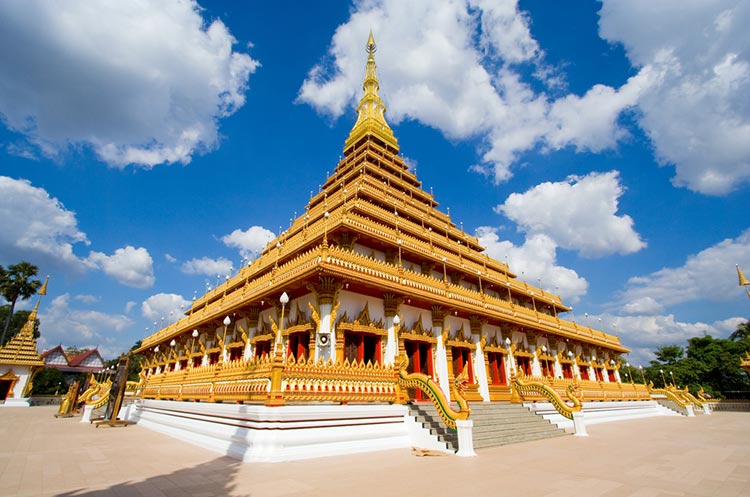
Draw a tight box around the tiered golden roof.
[0,301,45,366]
[138,33,626,355]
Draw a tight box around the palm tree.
[0,262,41,344]
[729,321,750,342]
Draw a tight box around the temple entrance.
[0,380,11,400]
[451,346,474,383]
[486,352,507,385]
[344,332,381,364]
[404,340,433,400]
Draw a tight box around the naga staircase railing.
[395,354,470,431]
[510,374,582,420]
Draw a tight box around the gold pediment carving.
[400,316,436,343]
[446,324,476,349]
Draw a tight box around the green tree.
[0,262,41,344]
[0,306,39,347]
[31,368,67,395]
[654,345,684,364]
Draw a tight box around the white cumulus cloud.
[87,246,155,288]
[0,176,89,272]
[497,171,645,258]
[298,0,643,184]
[181,256,233,277]
[589,312,746,366]
[0,0,259,168]
[221,225,275,258]
[37,293,132,359]
[599,0,750,195]
[141,293,191,323]
[620,228,750,307]
[476,227,588,304]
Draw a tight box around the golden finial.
[737,264,750,299]
[737,264,750,286]
[38,275,49,296]
[344,32,399,154]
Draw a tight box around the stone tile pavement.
[0,405,748,497]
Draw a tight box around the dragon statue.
[396,353,470,430]
[78,376,113,410]
[511,374,582,420]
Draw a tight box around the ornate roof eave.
[139,242,625,354]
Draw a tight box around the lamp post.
[660,369,667,388]
[639,365,645,384]
[191,329,199,367]
[626,362,633,383]
[541,345,549,377]
[222,316,231,362]
[505,337,515,374]
[392,314,400,359]
[266,292,289,407]
[669,370,675,387]
[276,292,289,352]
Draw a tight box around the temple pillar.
[531,345,543,377]
[383,293,402,366]
[308,276,341,363]
[432,305,451,400]
[243,307,260,359]
[470,316,490,401]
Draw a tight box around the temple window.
[287,332,310,361]
[229,347,243,362]
[344,332,381,364]
[561,363,574,379]
[579,366,590,381]
[208,352,220,365]
[254,341,271,358]
[192,356,202,368]
[179,359,188,370]
[515,356,531,376]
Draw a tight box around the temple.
[131,34,669,461]
[0,301,45,407]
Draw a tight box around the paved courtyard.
[0,405,748,497]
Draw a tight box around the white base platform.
[1,397,30,407]
[127,399,451,462]
[525,400,681,431]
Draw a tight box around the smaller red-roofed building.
[41,346,106,374]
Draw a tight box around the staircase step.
[409,401,569,450]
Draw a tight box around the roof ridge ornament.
[344,32,399,154]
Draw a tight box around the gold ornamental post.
[265,292,289,407]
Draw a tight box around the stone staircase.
[408,401,568,451]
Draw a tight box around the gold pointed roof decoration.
[0,300,45,366]
[737,264,750,286]
[344,32,399,154]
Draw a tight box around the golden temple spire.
[344,31,399,154]
[38,275,48,296]
[0,299,44,366]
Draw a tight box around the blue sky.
[0,0,747,365]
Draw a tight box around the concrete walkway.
[0,406,748,497]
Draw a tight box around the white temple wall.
[0,365,32,403]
